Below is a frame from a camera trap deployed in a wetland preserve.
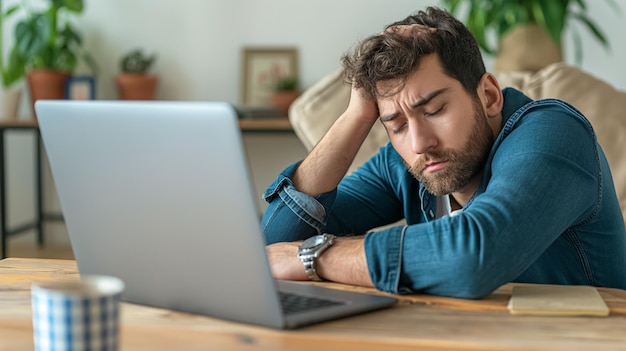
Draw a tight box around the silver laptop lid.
[36,100,286,328]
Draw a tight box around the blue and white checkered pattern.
[32,282,122,351]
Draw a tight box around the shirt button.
[429,210,435,218]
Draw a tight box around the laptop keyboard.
[279,292,343,314]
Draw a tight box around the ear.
[478,73,503,118]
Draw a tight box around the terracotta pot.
[27,70,71,118]
[116,74,159,100]
[495,24,562,72]
[0,87,22,120]
[270,91,300,116]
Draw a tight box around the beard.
[406,99,494,196]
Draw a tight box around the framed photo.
[65,76,96,100]
[241,47,298,107]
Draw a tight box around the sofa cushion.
[289,63,626,221]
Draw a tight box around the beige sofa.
[289,63,626,223]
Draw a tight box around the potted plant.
[115,49,158,100]
[11,0,95,116]
[0,0,25,118]
[442,0,615,71]
[270,76,299,116]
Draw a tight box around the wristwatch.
[297,233,336,281]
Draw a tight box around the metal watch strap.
[302,257,322,281]
[298,233,335,281]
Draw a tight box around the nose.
[408,120,437,155]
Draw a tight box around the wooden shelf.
[0,117,293,132]
[1,117,293,132]
[238,118,293,133]
[0,119,38,129]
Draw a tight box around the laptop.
[35,100,397,329]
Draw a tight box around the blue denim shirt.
[262,88,626,298]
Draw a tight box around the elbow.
[261,199,322,244]
[448,281,498,300]
[428,255,504,299]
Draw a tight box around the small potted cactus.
[115,49,158,100]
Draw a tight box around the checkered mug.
[31,275,125,351]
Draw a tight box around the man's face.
[377,55,494,196]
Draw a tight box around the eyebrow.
[379,87,450,122]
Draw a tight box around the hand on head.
[381,24,437,37]
[346,82,379,124]
[345,24,437,125]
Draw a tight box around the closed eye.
[424,105,444,117]
[391,123,407,134]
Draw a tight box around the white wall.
[74,0,626,99]
[2,0,625,246]
[3,0,625,107]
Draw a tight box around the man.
[261,7,626,298]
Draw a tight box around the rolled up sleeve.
[364,226,408,294]
[262,161,337,244]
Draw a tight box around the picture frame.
[65,75,96,100]
[241,47,298,107]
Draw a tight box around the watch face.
[300,235,325,250]
[298,234,335,263]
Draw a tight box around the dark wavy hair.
[342,6,485,100]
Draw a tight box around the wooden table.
[2,258,626,350]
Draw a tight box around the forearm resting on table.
[318,237,374,287]
[266,237,374,287]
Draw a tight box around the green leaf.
[530,2,546,25]
[538,0,566,45]
[120,49,157,73]
[2,5,20,18]
[63,0,84,13]
[496,5,519,38]
[570,25,583,65]
[56,47,77,72]
[9,0,94,72]
[438,0,613,64]
[51,0,84,12]
[572,12,609,49]
[60,24,82,47]
[467,6,495,54]
[443,0,462,15]
[33,45,56,69]
[2,47,26,87]
[15,18,49,58]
